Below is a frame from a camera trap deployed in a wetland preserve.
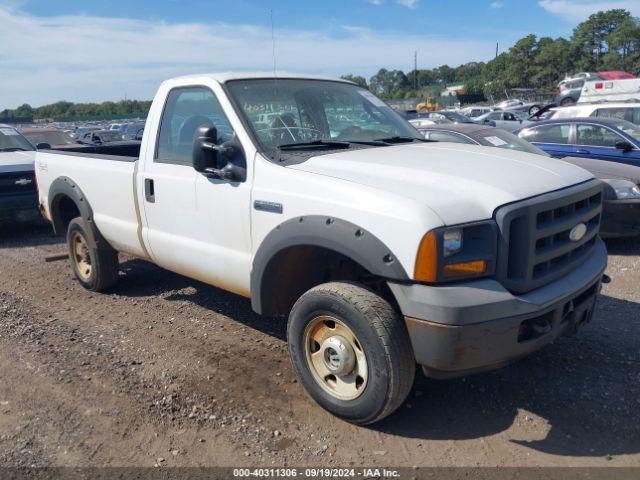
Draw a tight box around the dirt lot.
[0,225,638,470]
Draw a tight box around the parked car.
[598,71,636,80]
[21,128,84,150]
[73,126,100,140]
[516,118,640,166]
[475,110,531,131]
[459,106,492,118]
[419,124,640,238]
[560,157,640,238]
[0,124,40,225]
[78,130,126,145]
[419,110,475,124]
[555,77,587,106]
[549,102,640,125]
[408,118,437,128]
[492,99,543,116]
[36,73,606,424]
[122,123,145,140]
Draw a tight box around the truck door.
[140,85,252,297]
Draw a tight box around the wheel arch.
[48,176,110,250]
[251,216,409,316]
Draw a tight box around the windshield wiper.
[373,136,426,144]
[0,148,29,152]
[278,140,350,151]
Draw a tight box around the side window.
[504,112,517,121]
[156,87,234,165]
[488,112,502,120]
[520,124,571,144]
[576,124,623,147]
[594,108,627,121]
[424,131,474,144]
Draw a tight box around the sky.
[1,0,640,109]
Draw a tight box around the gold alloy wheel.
[303,315,368,401]
[71,232,92,281]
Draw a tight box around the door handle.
[144,178,155,203]
[575,149,590,154]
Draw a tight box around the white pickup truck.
[36,73,607,424]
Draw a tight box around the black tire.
[66,217,119,292]
[287,281,415,425]
[560,97,576,107]
[528,104,542,115]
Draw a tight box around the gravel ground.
[0,225,638,470]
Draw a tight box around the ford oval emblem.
[569,223,587,242]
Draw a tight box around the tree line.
[342,9,640,101]
[0,99,152,123]
[1,8,639,122]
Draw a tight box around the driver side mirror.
[615,140,634,152]
[192,125,218,173]
[36,143,51,150]
[192,125,246,182]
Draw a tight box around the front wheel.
[287,282,415,424]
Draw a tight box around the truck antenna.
[271,9,278,78]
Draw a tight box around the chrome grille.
[495,180,603,294]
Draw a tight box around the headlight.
[414,221,498,283]
[602,179,640,200]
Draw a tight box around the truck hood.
[288,143,593,225]
[0,151,36,174]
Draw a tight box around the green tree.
[571,9,632,70]
[340,75,368,88]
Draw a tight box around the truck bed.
[51,140,141,159]
[36,149,146,258]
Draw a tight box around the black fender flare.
[48,176,111,250]
[250,215,409,314]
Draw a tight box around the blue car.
[516,117,640,166]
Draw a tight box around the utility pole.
[413,50,418,90]
[495,42,499,59]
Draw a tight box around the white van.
[579,78,640,103]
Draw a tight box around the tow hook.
[602,274,612,284]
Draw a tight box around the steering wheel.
[335,126,363,140]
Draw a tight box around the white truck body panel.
[36,153,144,257]
[289,143,593,226]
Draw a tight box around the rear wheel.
[66,218,119,292]
[287,282,415,424]
[561,97,576,106]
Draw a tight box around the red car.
[597,71,636,80]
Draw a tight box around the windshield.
[611,119,640,141]
[0,126,35,152]
[226,79,422,152]
[474,129,549,156]
[23,130,76,146]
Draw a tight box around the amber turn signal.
[414,231,438,282]
[443,260,487,279]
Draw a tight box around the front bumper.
[600,199,640,238]
[0,193,41,224]
[389,238,607,378]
